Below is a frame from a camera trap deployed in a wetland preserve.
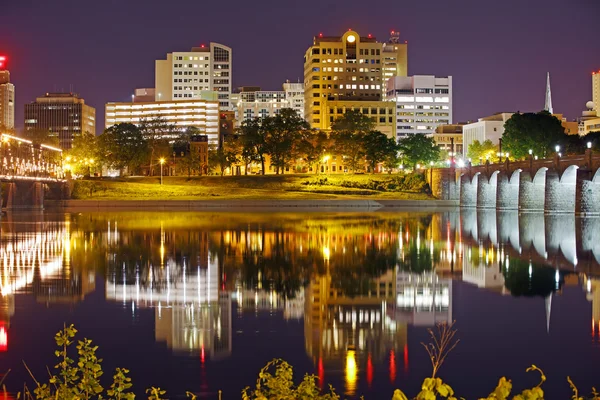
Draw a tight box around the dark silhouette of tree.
[502,111,566,159]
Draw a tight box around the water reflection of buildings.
[106,256,232,359]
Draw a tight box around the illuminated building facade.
[386,75,452,139]
[593,70,600,113]
[24,93,96,150]
[319,99,396,138]
[155,43,233,110]
[0,69,15,130]
[462,113,513,157]
[433,124,464,157]
[104,96,220,144]
[234,82,305,124]
[303,30,407,131]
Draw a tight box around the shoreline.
[44,199,459,212]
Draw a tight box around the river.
[0,210,598,399]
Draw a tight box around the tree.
[467,139,498,164]
[65,131,98,176]
[208,144,237,176]
[139,117,175,175]
[97,123,148,176]
[331,109,376,132]
[238,118,267,175]
[502,111,567,159]
[295,130,329,174]
[397,133,441,170]
[330,110,375,173]
[363,131,398,173]
[263,108,310,174]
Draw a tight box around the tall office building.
[593,70,600,113]
[155,43,232,110]
[303,30,407,133]
[386,75,452,139]
[0,69,15,130]
[24,93,96,150]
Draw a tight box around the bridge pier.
[576,168,600,215]
[460,173,478,208]
[497,171,520,210]
[477,172,498,209]
[519,170,546,212]
[545,166,578,213]
[4,181,45,211]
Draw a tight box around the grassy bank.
[70,174,433,200]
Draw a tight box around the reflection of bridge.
[0,133,67,210]
[459,210,600,274]
[429,150,600,214]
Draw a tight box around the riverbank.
[69,174,433,201]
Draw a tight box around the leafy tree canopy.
[502,111,566,159]
[397,133,441,170]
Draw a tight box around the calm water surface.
[0,210,599,399]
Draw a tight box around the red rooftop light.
[391,30,395,34]
[319,32,323,37]
[201,44,205,48]
[368,34,372,38]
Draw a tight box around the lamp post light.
[159,158,165,185]
[529,149,533,155]
[588,142,592,149]
[555,145,560,153]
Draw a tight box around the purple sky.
[1,0,599,133]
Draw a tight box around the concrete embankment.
[45,199,459,212]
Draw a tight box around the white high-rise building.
[234,82,304,125]
[0,70,15,130]
[155,43,232,111]
[386,75,452,140]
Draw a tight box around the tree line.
[211,108,440,175]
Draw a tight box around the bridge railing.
[0,133,65,181]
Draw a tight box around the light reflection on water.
[0,211,599,399]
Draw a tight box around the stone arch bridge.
[429,149,600,214]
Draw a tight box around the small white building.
[234,82,304,125]
[386,75,452,140]
[462,113,514,157]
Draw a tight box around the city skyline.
[1,0,599,132]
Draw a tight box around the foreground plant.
[21,324,194,400]
[241,358,340,400]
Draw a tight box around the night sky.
[1,0,599,133]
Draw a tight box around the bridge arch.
[519,167,547,212]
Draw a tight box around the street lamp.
[159,158,165,185]
[528,149,533,155]
[588,142,592,149]
[555,145,560,153]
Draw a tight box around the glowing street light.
[588,142,592,149]
[159,158,165,185]
[555,145,560,153]
[529,149,533,155]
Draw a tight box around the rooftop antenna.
[388,30,400,44]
